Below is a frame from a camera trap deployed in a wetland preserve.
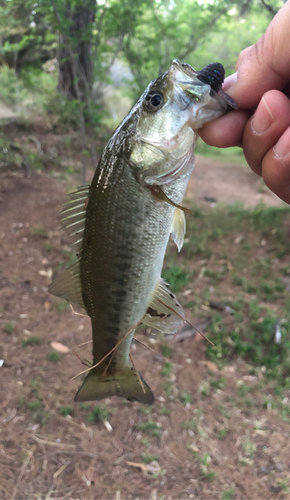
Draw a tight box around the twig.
[71,322,141,380]
[29,434,76,449]
[173,318,212,343]
[261,0,278,16]
[70,304,89,317]
[72,348,92,367]
[28,135,44,155]
[42,450,99,460]
[74,339,92,347]
[173,308,191,341]
[184,318,214,345]
[157,297,214,345]
[102,347,116,376]
[129,352,145,394]
[133,337,156,354]
[11,449,33,500]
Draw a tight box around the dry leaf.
[50,341,70,354]
[127,461,148,473]
[205,360,219,372]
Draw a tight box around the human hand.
[199,0,290,204]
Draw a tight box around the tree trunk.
[57,0,96,102]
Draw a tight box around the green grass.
[199,453,216,481]
[221,488,236,500]
[136,420,162,437]
[5,321,14,334]
[217,428,229,440]
[31,224,48,238]
[28,400,41,411]
[158,342,173,358]
[59,406,74,417]
[47,351,61,362]
[161,361,172,377]
[161,265,191,293]
[181,392,193,405]
[195,140,246,164]
[87,405,111,423]
[141,453,159,464]
[165,203,290,389]
[22,336,41,347]
[55,300,69,314]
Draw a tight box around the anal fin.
[143,279,185,334]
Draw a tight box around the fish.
[49,59,236,405]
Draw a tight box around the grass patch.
[5,321,14,334]
[141,453,159,464]
[195,140,246,164]
[221,488,236,500]
[161,361,172,377]
[181,392,193,405]
[136,420,162,437]
[167,203,290,389]
[158,342,173,358]
[47,351,61,362]
[22,336,41,347]
[31,224,48,238]
[87,405,111,423]
[161,265,191,293]
[59,406,74,417]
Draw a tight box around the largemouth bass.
[49,60,236,404]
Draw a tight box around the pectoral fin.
[150,185,191,214]
[143,279,185,334]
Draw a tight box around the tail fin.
[74,368,154,404]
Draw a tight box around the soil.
[1,135,289,500]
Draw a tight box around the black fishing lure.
[196,62,238,110]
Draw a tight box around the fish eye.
[145,91,164,111]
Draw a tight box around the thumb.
[226,1,290,109]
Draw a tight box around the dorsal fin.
[48,260,85,309]
[142,279,185,334]
[170,208,186,252]
[48,185,90,309]
[60,185,90,252]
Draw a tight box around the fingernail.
[223,72,237,92]
[251,96,274,135]
[273,128,290,159]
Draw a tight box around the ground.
[1,126,290,500]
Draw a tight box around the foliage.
[0,0,280,111]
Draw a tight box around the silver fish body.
[49,60,235,404]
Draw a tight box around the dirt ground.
[1,135,290,500]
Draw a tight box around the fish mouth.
[172,59,238,110]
